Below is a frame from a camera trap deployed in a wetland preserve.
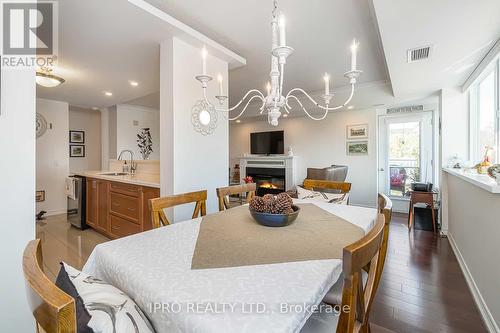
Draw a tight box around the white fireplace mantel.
[239,155,298,191]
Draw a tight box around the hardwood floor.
[370,213,487,333]
[36,212,487,332]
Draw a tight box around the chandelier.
[194,0,362,127]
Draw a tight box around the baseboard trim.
[44,209,67,217]
[448,232,500,333]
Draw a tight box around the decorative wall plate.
[191,100,218,136]
[36,113,48,138]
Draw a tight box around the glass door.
[378,112,434,199]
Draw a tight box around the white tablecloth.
[83,201,377,333]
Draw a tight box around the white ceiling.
[37,0,163,108]
[145,0,389,102]
[37,0,500,114]
[372,0,500,98]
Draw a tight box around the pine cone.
[260,194,274,213]
[273,193,293,214]
[249,196,266,212]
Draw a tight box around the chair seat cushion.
[57,263,156,333]
[323,270,368,305]
[300,303,340,333]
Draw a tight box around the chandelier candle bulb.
[201,47,208,75]
[279,14,286,47]
[350,39,359,71]
[218,75,224,95]
[192,0,362,130]
[324,73,330,95]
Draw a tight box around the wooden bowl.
[249,205,300,227]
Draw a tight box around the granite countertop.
[72,171,160,188]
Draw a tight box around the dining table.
[82,199,377,333]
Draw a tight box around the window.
[471,59,499,163]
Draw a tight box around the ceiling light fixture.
[194,0,362,127]
[36,67,65,88]
[129,80,139,87]
[104,91,113,96]
[347,105,354,110]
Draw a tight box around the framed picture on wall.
[70,145,85,157]
[69,130,85,143]
[35,190,45,202]
[346,124,368,139]
[346,141,368,155]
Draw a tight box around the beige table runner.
[191,204,364,269]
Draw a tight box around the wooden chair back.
[376,193,393,291]
[149,190,207,228]
[23,239,76,333]
[337,214,385,333]
[216,183,256,211]
[303,179,352,193]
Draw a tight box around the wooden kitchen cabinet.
[86,177,160,239]
[86,178,108,233]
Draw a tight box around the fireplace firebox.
[246,167,285,196]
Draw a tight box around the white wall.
[116,104,160,160]
[69,107,101,172]
[100,108,110,169]
[109,105,117,159]
[440,88,470,167]
[161,37,229,221]
[445,173,500,332]
[230,109,378,208]
[439,88,469,233]
[0,69,36,332]
[36,99,70,216]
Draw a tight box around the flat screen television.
[250,131,284,155]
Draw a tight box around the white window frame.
[469,58,500,163]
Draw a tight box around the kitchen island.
[74,171,160,239]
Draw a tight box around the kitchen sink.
[100,172,129,176]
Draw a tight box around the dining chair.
[23,239,77,333]
[303,179,352,194]
[323,194,392,308]
[302,214,386,333]
[376,193,393,289]
[216,183,256,211]
[149,190,207,228]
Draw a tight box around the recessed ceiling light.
[235,119,241,123]
[347,105,354,110]
[104,91,113,96]
[283,114,289,117]
[129,80,139,87]
[92,107,99,110]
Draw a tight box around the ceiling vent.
[407,46,431,63]
[387,105,424,114]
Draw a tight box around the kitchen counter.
[72,171,160,188]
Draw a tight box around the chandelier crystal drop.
[195,0,362,127]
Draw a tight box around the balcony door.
[378,112,434,200]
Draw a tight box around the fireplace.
[246,167,285,196]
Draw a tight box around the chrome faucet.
[118,150,137,175]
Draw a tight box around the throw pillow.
[55,263,93,333]
[296,186,349,204]
[59,262,156,333]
